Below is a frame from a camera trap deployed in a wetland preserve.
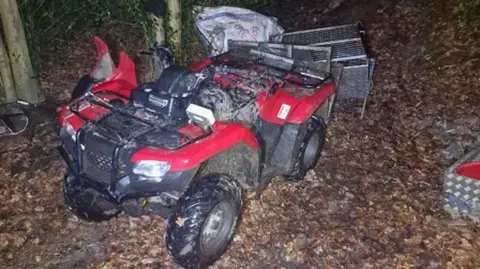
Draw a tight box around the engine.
[130,63,271,126]
[189,64,272,124]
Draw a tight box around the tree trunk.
[0,35,16,103]
[149,14,166,80]
[167,0,181,54]
[0,0,44,104]
[151,14,165,45]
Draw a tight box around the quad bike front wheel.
[63,175,119,222]
[285,116,326,181]
[166,175,242,269]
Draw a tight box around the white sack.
[194,6,284,56]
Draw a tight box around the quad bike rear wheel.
[166,175,242,269]
[285,116,326,181]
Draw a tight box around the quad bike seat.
[130,65,204,119]
[154,65,200,97]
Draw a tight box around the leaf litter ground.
[1,0,480,268]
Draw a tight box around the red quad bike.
[58,37,336,269]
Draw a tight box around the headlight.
[133,160,170,177]
[64,122,77,141]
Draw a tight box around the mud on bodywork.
[270,123,308,175]
[196,143,260,189]
[254,118,308,175]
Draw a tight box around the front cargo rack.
[65,91,211,151]
[60,91,212,197]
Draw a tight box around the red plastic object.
[258,82,335,124]
[456,162,480,181]
[90,36,137,97]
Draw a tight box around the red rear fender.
[258,90,300,125]
[288,82,335,123]
[259,82,335,125]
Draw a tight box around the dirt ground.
[1,0,480,268]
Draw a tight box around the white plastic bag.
[194,6,284,56]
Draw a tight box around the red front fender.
[130,122,259,171]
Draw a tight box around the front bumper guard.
[57,144,197,204]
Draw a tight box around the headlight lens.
[64,122,76,141]
[133,160,170,177]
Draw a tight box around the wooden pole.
[152,15,165,45]
[0,0,44,104]
[167,0,181,54]
[0,35,17,103]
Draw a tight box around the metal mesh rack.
[316,63,344,123]
[270,23,363,46]
[334,58,372,100]
[270,22,374,117]
[228,41,293,57]
[249,49,295,71]
[329,40,366,61]
[442,147,480,223]
[227,40,332,73]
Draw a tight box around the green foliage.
[19,0,152,72]
[20,0,151,39]
[18,0,271,71]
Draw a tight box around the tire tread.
[166,174,242,269]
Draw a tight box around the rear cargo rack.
[268,22,375,118]
[227,40,332,74]
[270,23,363,46]
[212,47,331,90]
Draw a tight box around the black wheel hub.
[199,201,236,257]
